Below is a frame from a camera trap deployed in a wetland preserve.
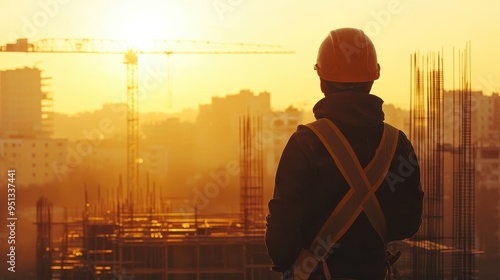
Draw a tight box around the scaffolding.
[451,42,476,280]
[35,193,276,280]
[408,44,476,279]
[410,51,445,279]
[239,115,265,233]
[41,74,54,136]
[37,197,53,280]
[35,114,272,279]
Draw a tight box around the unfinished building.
[388,44,478,279]
[36,115,277,280]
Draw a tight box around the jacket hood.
[313,91,385,127]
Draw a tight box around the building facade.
[0,67,52,138]
[475,146,500,279]
[0,138,67,186]
[444,91,500,146]
[0,67,61,186]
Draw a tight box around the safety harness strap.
[292,119,399,280]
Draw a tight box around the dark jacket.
[265,91,423,279]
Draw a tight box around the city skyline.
[1,2,500,278]
[1,66,499,278]
[0,0,499,114]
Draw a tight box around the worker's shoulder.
[281,122,324,153]
[379,122,413,146]
[290,119,357,152]
[294,118,334,138]
[383,122,410,141]
[294,122,320,139]
[296,119,412,147]
[383,122,408,141]
[384,124,416,158]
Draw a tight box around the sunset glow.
[0,1,499,114]
[1,1,500,278]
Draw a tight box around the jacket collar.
[313,91,385,127]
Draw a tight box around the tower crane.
[0,38,293,205]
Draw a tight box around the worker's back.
[300,97,421,278]
[266,90,423,279]
[265,28,423,280]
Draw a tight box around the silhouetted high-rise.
[0,67,52,138]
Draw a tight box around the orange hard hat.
[315,28,380,82]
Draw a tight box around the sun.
[120,14,161,50]
[110,2,209,52]
[116,3,197,51]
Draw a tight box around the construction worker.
[265,28,424,280]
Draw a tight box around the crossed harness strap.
[292,119,399,280]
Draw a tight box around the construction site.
[35,115,274,280]
[1,38,286,280]
[0,31,496,279]
[29,45,483,280]
[386,45,480,279]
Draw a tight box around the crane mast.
[124,50,139,207]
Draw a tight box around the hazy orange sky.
[1,0,499,114]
